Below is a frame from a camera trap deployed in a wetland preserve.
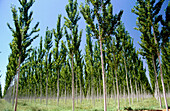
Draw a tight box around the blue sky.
[0,0,168,95]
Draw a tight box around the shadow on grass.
[3,110,12,111]
[124,106,164,111]
[30,106,47,111]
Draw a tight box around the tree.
[160,3,170,94]
[118,23,131,105]
[53,14,66,104]
[64,0,82,110]
[84,25,95,105]
[37,36,45,103]
[7,0,40,110]
[111,25,123,110]
[132,0,168,110]
[80,1,123,110]
[44,28,53,106]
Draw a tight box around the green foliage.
[80,0,123,40]
[7,0,40,60]
[132,0,166,93]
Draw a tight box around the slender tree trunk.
[158,52,168,111]
[91,66,95,106]
[46,70,48,106]
[65,79,67,104]
[112,67,117,106]
[99,69,102,102]
[12,77,16,107]
[57,69,60,105]
[71,54,75,111]
[129,70,133,104]
[53,85,56,101]
[168,82,169,93]
[152,54,162,108]
[97,84,99,100]
[80,72,82,103]
[100,77,102,102]
[115,68,120,110]
[135,78,139,102]
[152,24,168,110]
[34,86,36,103]
[14,53,21,111]
[76,71,78,104]
[135,79,138,102]
[124,56,130,105]
[99,38,107,111]
[141,85,143,101]
[40,71,42,104]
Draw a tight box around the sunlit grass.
[0,97,170,111]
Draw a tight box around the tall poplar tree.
[80,1,123,110]
[160,3,170,93]
[44,28,53,106]
[7,0,39,110]
[37,36,45,103]
[132,0,168,110]
[64,0,82,110]
[85,25,95,105]
[53,14,66,104]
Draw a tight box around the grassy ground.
[0,97,170,111]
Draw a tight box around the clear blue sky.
[0,0,168,95]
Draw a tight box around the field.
[0,97,170,111]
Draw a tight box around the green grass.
[0,97,170,111]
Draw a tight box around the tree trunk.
[76,71,78,104]
[46,70,48,106]
[65,79,67,104]
[53,85,56,101]
[135,79,138,102]
[57,69,60,105]
[99,69,102,102]
[99,38,107,111]
[80,72,82,103]
[97,84,99,100]
[112,68,117,106]
[115,68,120,110]
[91,66,95,106]
[168,82,169,93]
[152,24,168,111]
[71,54,75,111]
[129,70,133,104]
[124,56,130,105]
[34,86,36,103]
[158,52,168,111]
[40,71,42,104]
[12,77,16,107]
[14,53,21,111]
[152,54,162,108]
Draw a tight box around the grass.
[0,97,170,111]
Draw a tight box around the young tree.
[7,0,40,110]
[53,14,66,104]
[44,28,53,106]
[64,0,82,110]
[111,25,123,110]
[37,36,45,103]
[84,25,95,105]
[80,1,123,110]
